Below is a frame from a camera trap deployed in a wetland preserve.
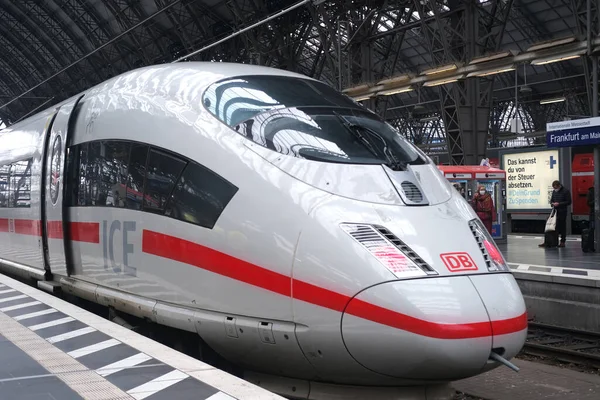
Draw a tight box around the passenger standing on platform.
[472,185,495,234]
[539,180,572,248]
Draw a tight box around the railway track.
[523,322,600,369]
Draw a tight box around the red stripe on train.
[345,299,526,339]
[142,229,527,340]
[491,314,529,335]
[142,230,292,297]
[47,221,100,243]
[0,218,8,232]
[0,218,99,243]
[344,298,494,339]
[47,221,63,239]
[15,219,41,236]
[69,222,100,243]
[1,220,527,338]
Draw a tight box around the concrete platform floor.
[453,358,600,400]
[0,273,283,400]
[500,235,600,270]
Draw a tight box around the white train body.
[0,63,527,389]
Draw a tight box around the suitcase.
[544,230,559,248]
[582,228,595,252]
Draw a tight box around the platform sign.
[502,150,560,210]
[547,117,600,148]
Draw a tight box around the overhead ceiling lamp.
[469,51,514,65]
[526,36,577,52]
[420,116,438,122]
[343,83,376,102]
[421,63,458,76]
[353,94,373,101]
[378,86,413,96]
[467,65,515,78]
[412,104,427,115]
[531,50,585,65]
[520,85,533,93]
[540,97,565,104]
[342,83,371,95]
[423,75,464,87]
[377,74,411,86]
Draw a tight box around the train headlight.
[340,223,438,278]
[468,219,510,272]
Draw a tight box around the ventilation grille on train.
[469,220,493,270]
[374,226,437,274]
[341,223,438,277]
[400,181,424,203]
[468,219,509,272]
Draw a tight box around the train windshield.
[202,75,426,168]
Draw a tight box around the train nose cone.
[340,275,527,381]
[468,273,528,372]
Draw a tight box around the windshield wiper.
[333,112,406,171]
[333,111,380,159]
[351,124,408,171]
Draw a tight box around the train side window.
[143,149,186,214]
[127,144,149,211]
[86,141,130,207]
[13,159,32,208]
[0,163,8,208]
[165,162,238,229]
[0,159,32,208]
[65,145,82,206]
[76,143,92,206]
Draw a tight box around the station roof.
[0,0,598,148]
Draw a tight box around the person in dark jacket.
[539,180,572,248]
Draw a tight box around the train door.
[41,95,84,278]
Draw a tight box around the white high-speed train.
[0,63,527,399]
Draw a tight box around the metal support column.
[337,17,342,91]
[422,0,513,165]
[593,56,599,249]
[592,0,600,249]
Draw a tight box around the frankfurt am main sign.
[547,116,600,148]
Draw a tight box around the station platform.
[0,273,283,400]
[501,234,600,271]
[453,358,600,400]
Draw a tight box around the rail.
[523,322,600,369]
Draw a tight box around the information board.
[502,150,560,210]
[547,117,600,147]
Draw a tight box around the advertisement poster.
[502,150,560,210]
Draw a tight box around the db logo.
[440,252,478,272]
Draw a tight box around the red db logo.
[440,252,478,272]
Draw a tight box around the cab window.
[202,75,359,127]
[203,76,427,168]
[165,161,238,229]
